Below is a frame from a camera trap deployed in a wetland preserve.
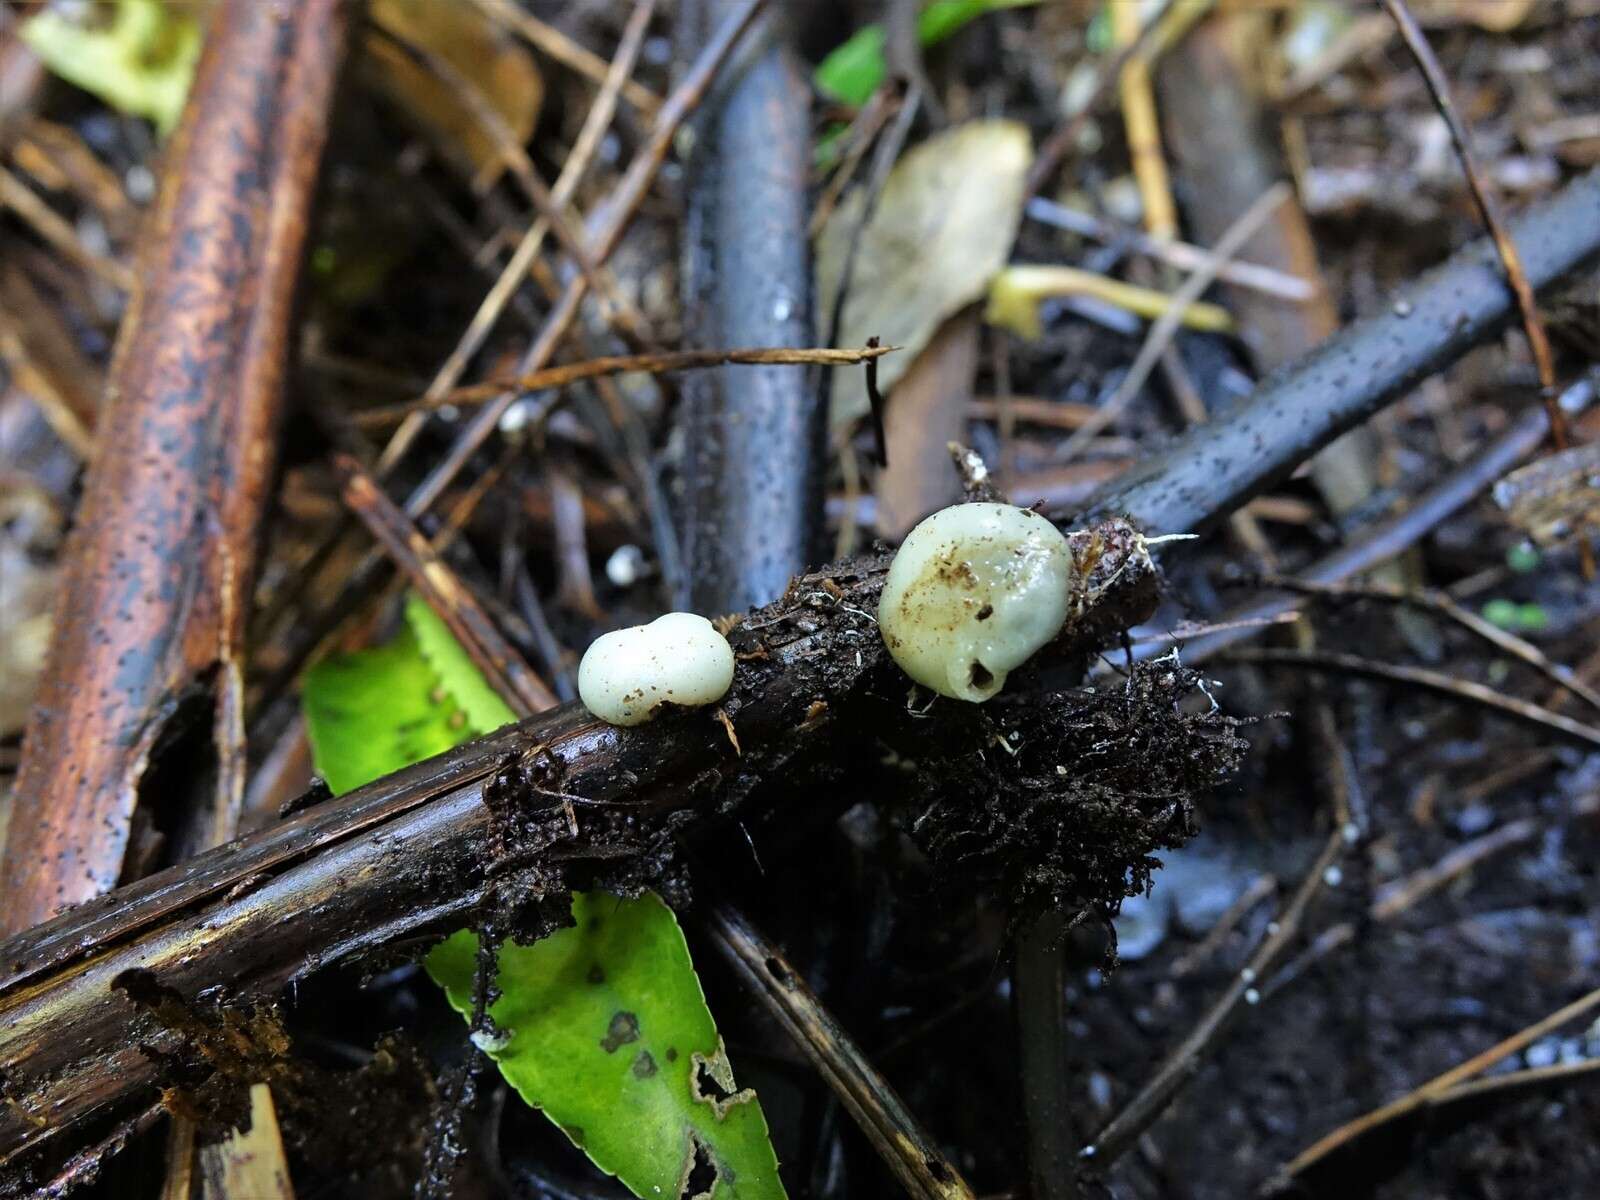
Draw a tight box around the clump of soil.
[879,655,1252,945]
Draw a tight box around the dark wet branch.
[0,528,1159,1186]
[1079,167,1600,537]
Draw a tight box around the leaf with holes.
[428,898,785,1199]
[302,596,786,1199]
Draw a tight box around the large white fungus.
[577,612,736,727]
[877,502,1075,702]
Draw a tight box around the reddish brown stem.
[336,457,557,716]
[0,0,353,935]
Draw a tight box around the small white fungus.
[578,612,735,727]
[877,502,1075,702]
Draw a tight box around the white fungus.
[877,502,1075,702]
[577,612,735,727]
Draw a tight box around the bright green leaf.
[403,593,517,734]
[21,0,200,137]
[1515,603,1549,633]
[302,621,467,795]
[302,596,785,1200]
[428,897,785,1199]
[1506,542,1542,574]
[814,0,1041,107]
[1481,598,1519,631]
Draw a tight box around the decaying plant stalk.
[0,0,354,934]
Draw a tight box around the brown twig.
[1277,983,1600,1182]
[1259,575,1600,717]
[1026,0,1176,201]
[1220,648,1600,749]
[352,342,894,428]
[336,457,556,716]
[368,23,655,350]
[1058,184,1288,462]
[0,163,134,292]
[707,905,975,1200]
[810,84,900,237]
[469,0,662,116]
[377,0,659,473]
[1381,0,1567,452]
[1084,706,1357,1168]
[1368,816,1540,921]
[399,0,766,518]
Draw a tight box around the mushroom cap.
[578,612,735,726]
[877,502,1074,702]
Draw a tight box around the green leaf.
[301,596,786,1200]
[428,898,785,1199]
[21,0,200,137]
[302,621,467,795]
[814,0,1040,106]
[403,593,517,734]
[1481,598,1520,631]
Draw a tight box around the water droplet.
[1323,865,1343,887]
[1244,988,1260,1005]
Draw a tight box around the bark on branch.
[0,0,353,933]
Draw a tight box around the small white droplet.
[772,295,793,321]
[606,544,646,588]
[1240,967,1256,983]
[1056,764,1069,776]
[1079,1144,1098,1159]
[1323,865,1343,887]
[1393,299,1413,317]
[471,1028,512,1053]
[498,397,537,435]
[1244,988,1260,1005]
[1266,921,1281,935]
[125,165,156,204]
[1342,822,1360,844]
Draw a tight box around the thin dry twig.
[1111,0,1177,239]
[1059,184,1288,462]
[1084,706,1357,1168]
[397,0,767,518]
[1259,575,1600,717]
[0,164,134,291]
[1024,198,1315,302]
[1381,0,1565,447]
[1382,0,1589,584]
[1368,816,1540,922]
[707,905,975,1200]
[1222,647,1600,749]
[469,0,662,116]
[353,342,895,427]
[1278,983,1600,1181]
[810,84,901,237]
[371,24,655,349]
[1170,872,1279,979]
[338,457,556,716]
[1026,0,1176,201]
[378,0,659,473]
